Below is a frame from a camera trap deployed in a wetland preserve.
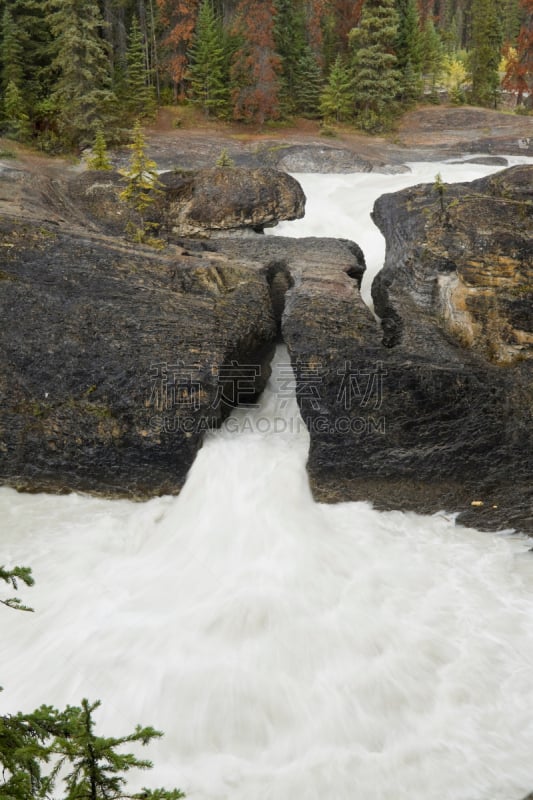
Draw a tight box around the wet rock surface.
[1,155,532,533]
[157,166,305,236]
[67,166,305,238]
[0,217,278,497]
[283,164,532,533]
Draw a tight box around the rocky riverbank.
[0,129,532,533]
[125,105,533,173]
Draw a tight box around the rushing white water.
[271,156,533,305]
[2,159,533,800]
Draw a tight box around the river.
[2,157,533,800]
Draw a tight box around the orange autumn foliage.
[230,0,282,124]
[503,0,533,102]
[156,0,199,94]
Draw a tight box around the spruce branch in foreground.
[0,565,34,612]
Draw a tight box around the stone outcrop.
[372,165,532,365]
[1,158,531,533]
[0,217,279,497]
[281,165,532,533]
[158,166,305,236]
[68,167,305,238]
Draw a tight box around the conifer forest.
[0,0,532,149]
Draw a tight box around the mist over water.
[2,159,533,800]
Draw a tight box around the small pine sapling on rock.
[87,126,112,170]
[120,119,163,245]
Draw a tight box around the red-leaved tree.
[503,0,533,105]
[230,0,281,124]
[306,0,329,63]
[332,0,365,52]
[157,0,199,97]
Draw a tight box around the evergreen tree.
[0,705,65,799]
[120,119,162,242]
[420,18,444,97]
[1,0,53,109]
[47,0,118,149]
[188,0,230,117]
[395,0,423,102]
[0,564,34,612]
[350,0,401,131]
[295,48,323,115]
[3,78,30,139]
[469,0,503,106]
[1,570,185,799]
[125,15,156,118]
[273,0,323,116]
[501,0,523,45]
[1,701,186,800]
[87,126,113,170]
[0,7,24,90]
[53,699,184,800]
[319,54,353,120]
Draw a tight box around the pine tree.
[47,0,118,149]
[395,0,423,102]
[3,79,31,139]
[469,0,503,106]
[53,699,180,800]
[188,0,230,117]
[0,7,24,90]
[1,0,53,111]
[0,705,65,799]
[350,0,401,132]
[230,0,281,124]
[125,15,156,119]
[120,119,162,242]
[1,701,186,800]
[420,18,444,98]
[319,54,353,120]
[1,571,185,799]
[0,565,34,612]
[295,48,324,115]
[87,126,113,170]
[273,0,323,116]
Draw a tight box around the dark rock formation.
[1,157,532,534]
[67,167,305,238]
[282,164,532,533]
[0,217,280,497]
[0,163,356,498]
[450,156,509,166]
[157,167,305,236]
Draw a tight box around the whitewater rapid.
[2,158,533,800]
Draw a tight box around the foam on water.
[2,159,533,800]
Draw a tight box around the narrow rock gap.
[265,261,294,342]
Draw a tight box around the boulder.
[67,166,305,238]
[157,166,305,237]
